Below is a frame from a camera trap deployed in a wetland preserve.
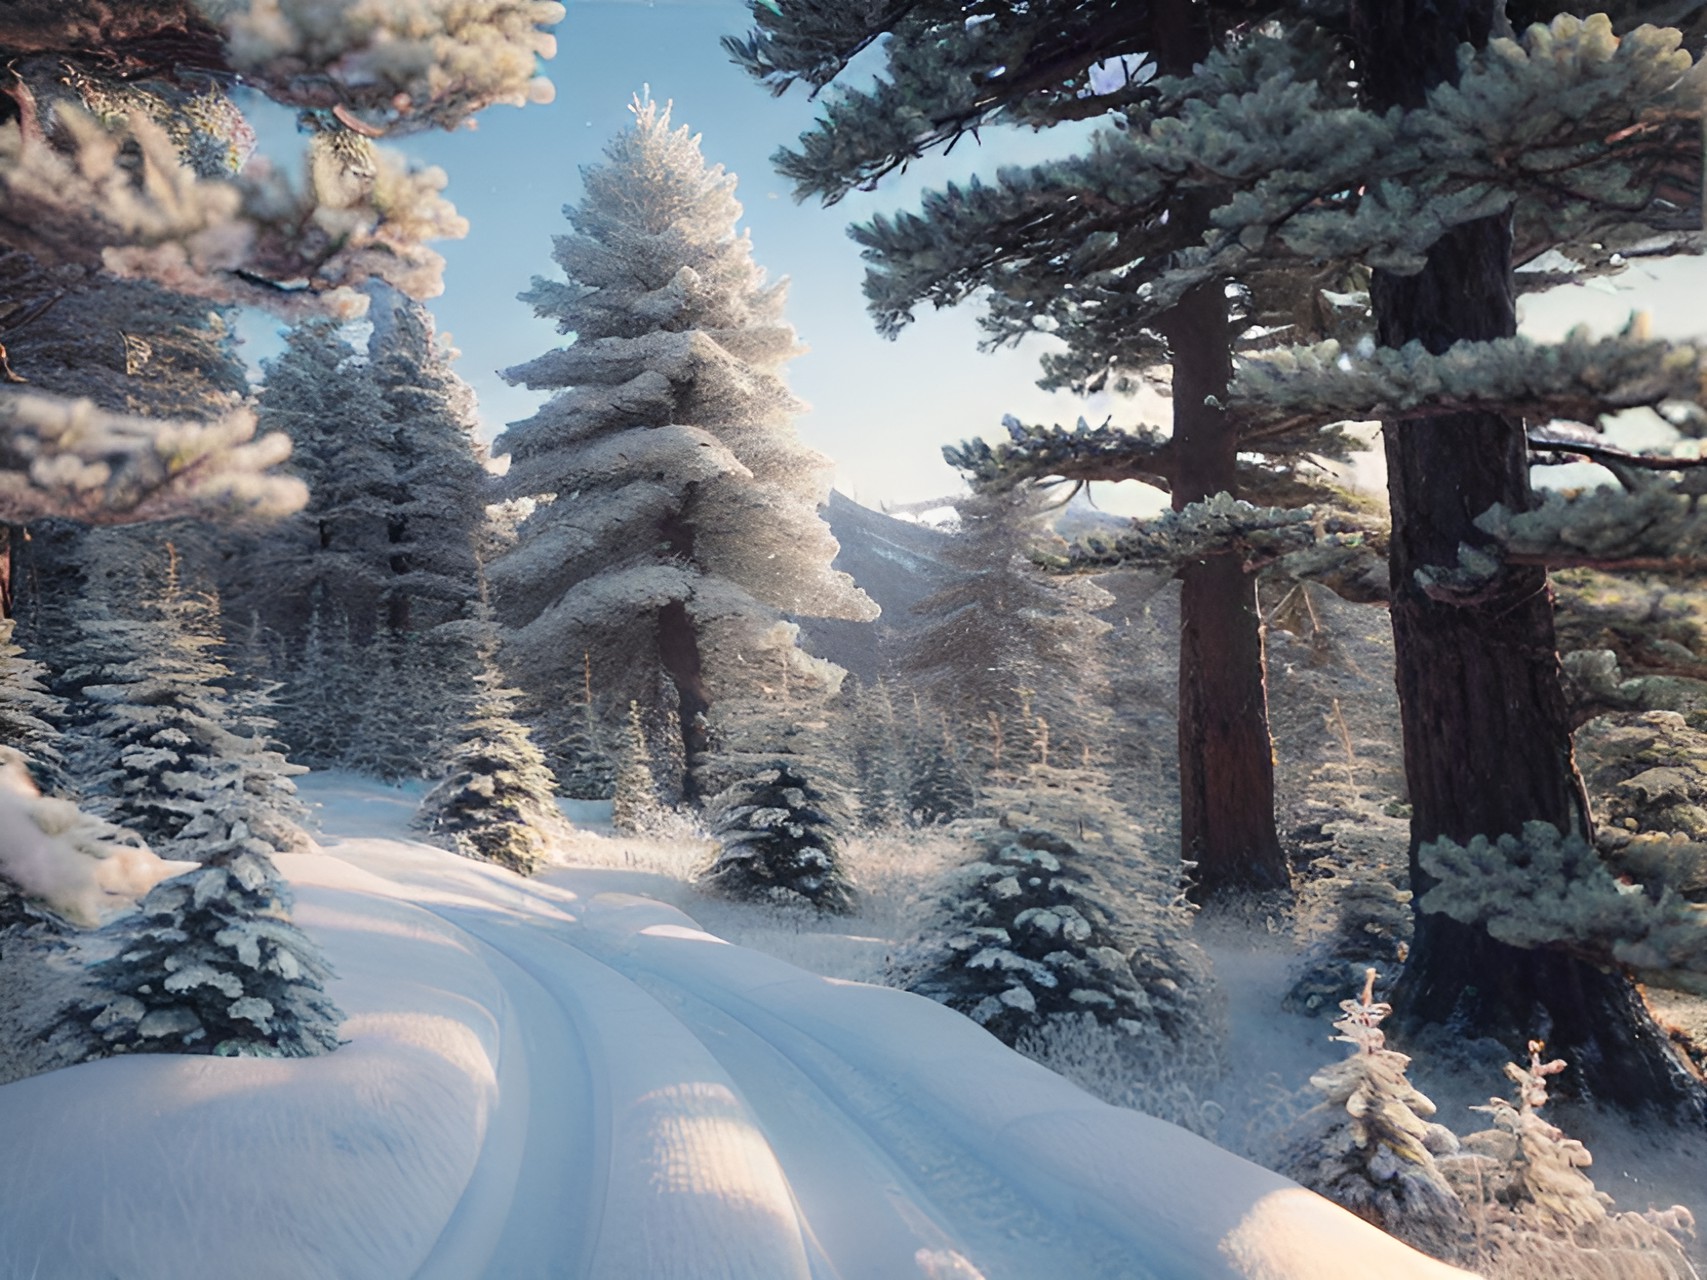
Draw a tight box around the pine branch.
[1231,322,1707,438]
[1419,820,1707,997]
[0,387,306,524]
[945,415,1176,493]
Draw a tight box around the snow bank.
[0,777,1476,1279]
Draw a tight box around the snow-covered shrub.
[1014,1010,1225,1138]
[897,774,1220,1089]
[1278,968,1467,1251]
[415,618,563,875]
[699,761,856,915]
[1441,1041,1697,1279]
[81,847,343,1058]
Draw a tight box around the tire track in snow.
[427,905,821,1280]
[574,917,1154,1280]
[413,917,607,1280]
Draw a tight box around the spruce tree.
[734,0,1707,1113]
[83,846,343,1059]
[897,763,1221,1083]
[364,282,488,636]
[700,759,856,914]
[489,95,876,799]
[894,487,1113,789]
[415,614,562,875]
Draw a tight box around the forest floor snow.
[0,773,1482,1280]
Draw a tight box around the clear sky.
[245,0,1703,512]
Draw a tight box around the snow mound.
[0,777,1473,1279]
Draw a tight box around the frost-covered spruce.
[489,94,874,796]
[1434,1040,1697,1278]
[59,539,309,864]
[1279,969,1465,1251]
[83,845,342,1058]
[415,617,562,875]
[900,771,1218,1074]
[905,730,976,828]
[700,760,855,914]
[610,700,666,834]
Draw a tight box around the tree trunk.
[1356,0,1705,1117]
[1153,0,1288,901]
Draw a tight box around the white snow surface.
[0,776,1475,1279]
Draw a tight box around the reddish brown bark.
[1152,0,1288,901]
[1356,0,1704,1117]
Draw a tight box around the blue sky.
[343,0,1137,510]
[243,0,1704,509]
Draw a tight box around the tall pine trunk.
[1357,0,1704,1117]
[1154,1,1287,900]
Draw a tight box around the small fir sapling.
[1439,1041,1697,1279]
[699,760,856,915]
[555,654,616,801]
[82,846,343,1058]
[415,617,563,875]
[1279,968,1467,1251]
[611,701,665,835]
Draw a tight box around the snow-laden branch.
[945,415,1175,492]
[1041,490,1389,599]
[1416,481,1707,601]
[0,388,306,524]
[1418,820,1707,997]
[1230,322,1707,437]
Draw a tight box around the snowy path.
[0,783,1476,1279]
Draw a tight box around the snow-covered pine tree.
[1280,968,1467,1252]
[364,281,488,637]
[903,699,978,828]
[735,0,1707,1115]
[844,677,907,830]
[241,315,402,649]
[611,700,665,835]
[0,0,561,525]
[728,0,1391,900]
[552,652,616,801]
[489,95,876,800]
[83,844,343,1059]
[700,758,856,914]
[415,612,562,875]
[693,617,862,910]
[56,534,309,866]
[897,762,1221,1088]
[895,488,1113,790]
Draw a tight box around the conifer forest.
[8,3,1707,1277]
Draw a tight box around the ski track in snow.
[0,777,1476,1280]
